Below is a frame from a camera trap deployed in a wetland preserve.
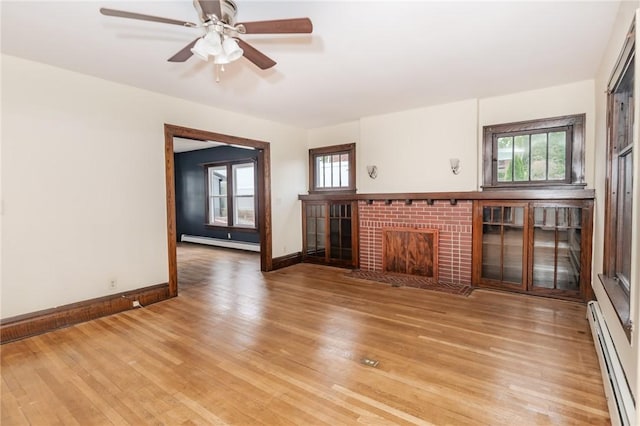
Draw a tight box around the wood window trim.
[309,143,356,194]
[601,19,635,340]
[204,159,258,230]
[482,114,586,190]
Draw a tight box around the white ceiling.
[1,1,623,129]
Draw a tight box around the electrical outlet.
[108,279,117,290]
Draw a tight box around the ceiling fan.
[100,0,312,74]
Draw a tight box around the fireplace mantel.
[299,189,595,203]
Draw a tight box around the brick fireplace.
[358,200,472,285]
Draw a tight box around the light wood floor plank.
[1,243,609,425]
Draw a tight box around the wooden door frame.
[164,124,272,297]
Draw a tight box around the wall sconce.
[450,158,461,175]
[367,165,378,179]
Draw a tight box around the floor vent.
[360,358,379,368]
[587,301,635,426]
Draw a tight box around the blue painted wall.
[174,146,260,244]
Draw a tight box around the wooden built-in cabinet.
[472,199,594,301]
[302,200,359,268]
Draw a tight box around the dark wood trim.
[1,283,170,344]
[607,19,635,89]
[600,18,635,342]
[471,200,483,287]
[259,148,273,271]
[482,113,586,188]
[351,200,360,269]
[580,201,595,301]
[164,124,272,284]
[299,189,595,202]
[309,143,356,193]
[270,252,303,270]
[481,183,588,191]
[164,128,178,296]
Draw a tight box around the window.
[601,20,634,338]
[208,165,228,226]
[483,114,585,189]
[206,161,256,228]
[232,163,255,227]
[309,143,356,193]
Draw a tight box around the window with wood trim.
[601,20,634,338]
[483,114,586,189]
[206,160,256,228]
[309,143,356,193]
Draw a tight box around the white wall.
[1,54,306,319]
[307,121,359,150]
[307,82,596,194]
[592,1,640,400]
[357,99,479,193]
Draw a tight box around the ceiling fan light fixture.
[190,31,223,61]
[202,32,222,55]
[213,52,231,65]
[190,37,212,61]
[222,37,243,62]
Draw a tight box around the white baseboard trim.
[181,234,260,252]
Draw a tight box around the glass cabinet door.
[530,205,582,298]
[480,203,527,288]
[302,200,358,267]
[473,199,592,301]
[305,203,326,258]
[329,203,352,261]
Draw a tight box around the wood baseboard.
[271,252,302,270]
[0,283,171,344]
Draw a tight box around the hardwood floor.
[1,243,609,425]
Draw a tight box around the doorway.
[164,124,272,297]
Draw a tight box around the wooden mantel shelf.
[299,189,595,203]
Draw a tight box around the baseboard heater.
[587,301,635,426]
[181,234,260,252]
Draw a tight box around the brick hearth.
[358,200,472,285]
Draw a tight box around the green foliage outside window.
[498,131,566,182]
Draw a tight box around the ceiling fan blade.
[238,18,313,34]
[168,38,200,62]
[100,8,197,27]
[197,0,222,20]
[237,39,276,70]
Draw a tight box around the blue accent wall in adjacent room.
[174,145,260,244]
